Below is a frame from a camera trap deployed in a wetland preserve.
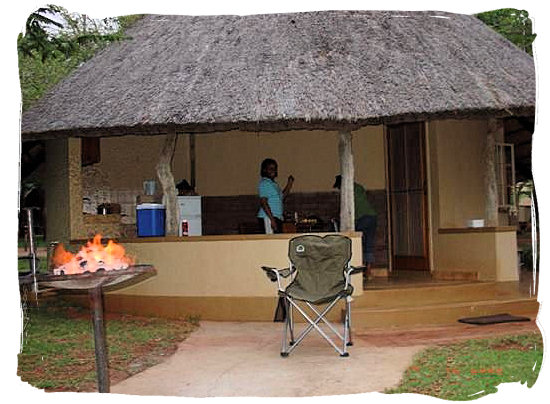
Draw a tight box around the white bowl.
[467,219,485,228]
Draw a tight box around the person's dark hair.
[176,179,193,191]
[333,175,342,189]
[260,158,278,177]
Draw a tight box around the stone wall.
[201,190,388,266]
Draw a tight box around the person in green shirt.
[333,175,377,271]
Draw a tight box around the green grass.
[386,332,543,400]
[18,235,48,273]
[18,235,47,248]
[18,257,48,272]
[18,235,50,273]
[18,299,199,392]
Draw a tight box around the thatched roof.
[21,10,536,140]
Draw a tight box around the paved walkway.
[111,321,425,397]
[111,320,540,397]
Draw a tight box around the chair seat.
[284,281,353,305]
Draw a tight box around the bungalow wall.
[194,127,385,195]
[430,119,488,228]
[44,118,517,280]
[98,134,192,191]
[90,127,385,195]
[428,119,517,281]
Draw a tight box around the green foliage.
[476,9,536,55]
[18,5,64,60]
[17,5,143,111]
[386,332,543,400]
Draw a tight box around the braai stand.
[90,286,109,392]
[33,265,156,393]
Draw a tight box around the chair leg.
[339,300,348,356]
[289,299,295,345]
[281,297,294,358]
[280,297,353,357]
[289,299,347,356]
[346,296,353,347]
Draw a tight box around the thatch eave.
[21,105,535,141]
[20,10,536,140]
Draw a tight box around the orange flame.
[52,244,74,268]
[52,234,134,275]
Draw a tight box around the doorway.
[387,122,430,273]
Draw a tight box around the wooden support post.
[156,130,180,236]
[484,118,501,227]
[339,130,355,232]
[189,133,196,189]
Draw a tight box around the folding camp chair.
[262,234,365,357]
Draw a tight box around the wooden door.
[387,122,430,272]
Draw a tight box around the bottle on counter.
[181,220,189,236]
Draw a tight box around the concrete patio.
[111,321,424,397]
[110,319,539,397]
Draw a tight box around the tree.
[18,5,64,61]
[476,9,536,55]
[18,5,142,111]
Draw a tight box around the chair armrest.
[261,266,294,282]
[261,266,279,282]
[349,265,367,275]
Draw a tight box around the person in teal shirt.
[257,158,294,233]
[333,175,377,270]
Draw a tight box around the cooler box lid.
[137,203,165,210]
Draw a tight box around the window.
[81,137,101,166]
[495,142,517,214]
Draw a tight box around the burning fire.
[52,234,134,275]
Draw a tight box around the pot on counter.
[97,203,121,215]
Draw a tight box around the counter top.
[120,232,361,243]
[438,226,516,234]
[71,232,361,245]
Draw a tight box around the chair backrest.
[287,235,352,300]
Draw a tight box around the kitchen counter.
[87,231,364,322]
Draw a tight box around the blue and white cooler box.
[136,203,166,237]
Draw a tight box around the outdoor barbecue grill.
[20,264,156,393]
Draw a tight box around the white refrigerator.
[177,196,202,236]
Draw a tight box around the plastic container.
[136,203,165,237]
[143,180,157,196]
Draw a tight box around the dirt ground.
[354,320,542,347]
[110,319,542,397]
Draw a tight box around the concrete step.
[354,281,531,309]
[350,297,539,330]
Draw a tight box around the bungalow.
[21,10,537,326]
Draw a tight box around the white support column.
[156,130,180,236]
[484,118,501,227]
[339,130,355,232]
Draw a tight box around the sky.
[2,1,548,404]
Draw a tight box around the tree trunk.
[484,118,501,227]
[339,130,355,232]
[156,131,179,236]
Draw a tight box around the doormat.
[458,313,531,325]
